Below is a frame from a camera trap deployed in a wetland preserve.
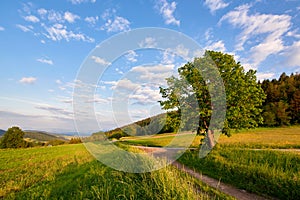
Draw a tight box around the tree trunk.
[207,129,215,148]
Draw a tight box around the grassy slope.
[120,126,300,199]
[24,131,67,142]
[0,144,232,200]
[120,132,203,148]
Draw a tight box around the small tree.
[0,126,26,148]
[159,51,266,148]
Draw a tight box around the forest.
[261,73,300,126]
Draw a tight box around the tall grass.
[179,146,300,200]
[1,144,231,199]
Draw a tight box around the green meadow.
[120,126,300,199]
[0,144,231,200]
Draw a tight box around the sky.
[0,0,299,134]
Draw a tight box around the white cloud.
[19,77,37,84]
[205,40,226,52]
[20,8,94,43]
[43,23,94,42]
[156,0,180,26]
[204,0,229,14]
[125,50,138,62]
[35,104,73,118]
[0,26,5,31]
[115,68,124,75]
[101,16,130,33]
[287,29,300,39]
[16,24,33,32]
[64,11,80,23]
[283,41,300,67]
[112,79,140,91]
[91,56,111,65]
[56,79,62,84]
[139,37,157,48]
[37,58,53,65]
[256,72,275,81]
[204,28,213,41]
[130,64,175,83]
[69,0,96,4]
[162,50,175,64]
[85,16,98,25]
[220,4,291,65]
[47,10,64,23]
[37,8,47,16]
[174,45,189,60]
[24,15,40,23]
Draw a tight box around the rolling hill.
[0,129,6,136]
[24,130,68,142]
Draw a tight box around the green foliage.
[46,139,66,146]
[69,137,82,144]
[0,127,26,149]
[261,72,300,126]
[160,51,266,136]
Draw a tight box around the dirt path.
[134,146,272,200]
[172,161,270,200]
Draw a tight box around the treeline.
[0,126,82,149]
[260,73,300,126]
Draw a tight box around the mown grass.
[219,126,300,149]
[120,132,202,148]
[121,126,300,149]
[178,147,300,199]
[0,144,232,199]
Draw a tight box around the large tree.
[0,126,26,148]
[159,51,266,148]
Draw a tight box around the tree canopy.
[0,126,26,148]
[159,51,266,147]
[261,72,300,126]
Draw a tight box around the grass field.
[120,126,300,200]
[0,144,232,199]
[120,132,203,148]
[120,126,300,149]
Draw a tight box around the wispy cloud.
[43,23,94,42]
[220,4,291,66]
[19,7,94,43]
[155,0,180,26]
[139,37,157,48]
[204,0,229,14]
[282,41,300,68]
[256,72,275,81]
[68,0,96,4]
[91,56,111,65]
[125,50,138,62]
[35,104,73,118]
[0,26,5,31]
[37,58,54,65]
[19,77,37,84]
[85,16,98,25]
[24,15,40,23]
[205,40,226,52]
[101,10,131,33]
[16,24,33,32]
[64,11,80,23]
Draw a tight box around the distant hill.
[0,129,6,136]
[92,112,177,140]
[24,130,68,142]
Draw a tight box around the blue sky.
[0,0,299,134]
